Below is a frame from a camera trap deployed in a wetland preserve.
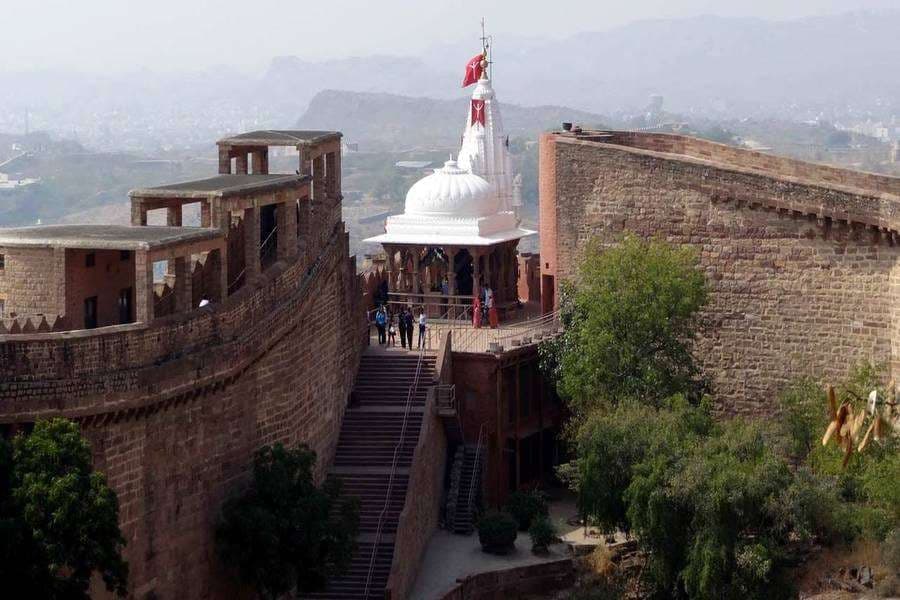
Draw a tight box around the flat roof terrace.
[0,224,222,251]
[216,130,341,148]
[129,173,310,200]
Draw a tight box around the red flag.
[462,53,484,87]
[470,99,486,126]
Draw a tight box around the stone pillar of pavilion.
[277,193,298,261]
[251,148,269,174]
[235,152,249,175]
[218,146,232,174]
[243,206,261,283]
[135,250,155,323]
[201,200,212,228]
[173,255,193,312]
[132,201,148,226]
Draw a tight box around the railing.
[385,291,475,324]
[430,310,562,354]
[434,384,456,416]
[363,342,428,599]
[466,423,488,523]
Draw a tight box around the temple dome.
[404,159,497,218]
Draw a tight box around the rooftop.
[216,130,341,147]
[129,173,309,199]
[0,225,223,251]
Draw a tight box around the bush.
[505,490,549,531]
[528,516,557,553]
[477,511,518,554]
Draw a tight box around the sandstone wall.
[543,133,900,414]
[0,246,64,318]
[0,224,365,599]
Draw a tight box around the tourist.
[472,295,482,328]
[403,308,414,349]
[388,312,397,346]
[398,307,408,348]
[417,310,427,349]
[375,306,387,344]
[487,287,499,328]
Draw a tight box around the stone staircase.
[306,348,437,600]
[450,445,485,535]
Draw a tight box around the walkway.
[408,493,603,599]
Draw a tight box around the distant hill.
[2,12,897,152]
[295,90,609,151]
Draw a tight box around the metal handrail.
[466,423,488,522]
[363,343,428,598]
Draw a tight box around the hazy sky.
[2,0,897,73]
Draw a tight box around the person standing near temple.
[375,306,387,345]
[486,286,499,328]
[417,310,427,349]
[388,311,397,346]
[398,307,408,349]
[403,308,414,349]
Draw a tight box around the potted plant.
[504,490,549,531]
[528,515,557,555]
[477,511,518,554]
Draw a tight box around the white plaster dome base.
[404,159,497,218]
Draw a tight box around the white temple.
[366,74,533,247]
[365,59,535,315]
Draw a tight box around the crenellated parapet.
[0,130,364,599]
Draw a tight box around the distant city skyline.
[2,0,898,73]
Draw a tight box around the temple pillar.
[446,247,458,296]
[135,250,155,323]
[385,246,395,293]
[482,248,493,298]
[243,206,261,283]
[473,249,483,301]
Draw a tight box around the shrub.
[528,515,557,553]
[505,490,549,531]
[568,397,713,534]
[477,511,518,554]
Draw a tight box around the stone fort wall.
[540,131,900,414]
[0,223,365,599]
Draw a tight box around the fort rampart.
[0,221,365,598]
[540,131,900,414]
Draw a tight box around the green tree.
[216,443,360,600]
[546,236,708,415]
[0,418,128,598]
[564,397,713,535]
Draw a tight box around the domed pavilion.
[365,70,535,319]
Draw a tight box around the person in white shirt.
[417,310,427,349]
